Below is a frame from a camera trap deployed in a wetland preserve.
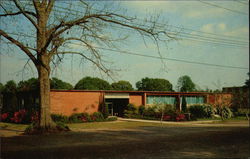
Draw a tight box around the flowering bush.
[175,114,186,121]
[1,109,38,124]
[1,113,9,122]
[10,109,27,123]
[162,115,171,121]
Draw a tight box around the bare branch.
[56,51,112,77]
[0,11,37,17]
[13,0,38,30]
[46,0,54,16]
[0,29,38,67]
[96,16,157,37]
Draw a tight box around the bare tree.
[0,0,176,131]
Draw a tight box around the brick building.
[50,90,232,116]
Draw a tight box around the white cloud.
[223,26,249,38]
[218,23,226,31]
[201,24,215,33]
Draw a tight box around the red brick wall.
[50,91,103,116]
[129,94,143,107]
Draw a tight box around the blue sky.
[0,0,249,90]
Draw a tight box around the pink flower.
[1,113,9,121]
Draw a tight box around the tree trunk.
[37,55,55,129]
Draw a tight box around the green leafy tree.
[18,78,39,92]
[3,80,17,93]
[75,77,111,90]
[3,80,18,112]
[111,80,134,91]
[50,77,73,90]
[136,77,173,91]
[0,83,4,93]
[177,75,196,92]
[245,72,250,88]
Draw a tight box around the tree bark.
[37,55,55,129]
[36,3,55,129]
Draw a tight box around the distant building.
[222,86,249,109]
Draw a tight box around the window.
[147,96,176,105]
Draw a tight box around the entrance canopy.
[104,93,129,99]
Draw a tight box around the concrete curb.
[117,117,221,125]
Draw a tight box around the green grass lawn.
[1,120,249,159]
[0,121,169,132]
[0,115,248,132]
[197,116,248,121]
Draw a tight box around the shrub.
[69,113,84,123]
[143,106,157,118]
[10,109,32,123]
[162,115,171,121]
[126,103,137,111]
[163,104,175,115]
[56,122,70,131]
[51,114,69,123]
[105,116,117,121]
[81,113,92,122]
[204,105,213,117]
[188,104,213,119]
[1,113,10,122]
[124,103,138,118]
[234,108,250,116]
[175,113,186,121]
[100,104,109,119]
[216,106,233,119]
[92,112,104,121]
[138,105,145,116]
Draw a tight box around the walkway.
[118,117,221,125]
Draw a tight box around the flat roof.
[50,89,231,95]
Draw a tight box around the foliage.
[69,113,91,123]
[75,76,112,90]
[234,108,250,116]
[105,116,118,121]
[244,72,250,88]
[177,75,196,92]
[50,77,73,90]
[55,122,70,131]
[181,96,187,112]
[0,83,4,93]
[100,103,109,119]
[216,106,233,119]
[1,109,38,124]
[3,80,17,93]
[136,77,173,91]
[138,105,145,116]
[17,78,39,92]
[111,80,134,91]
[51,114,69,123]
[143,106,157,118]
[92,112,104,121]
[175,113,186,121]
[1,112,12,122]
[188,104,213,119]
[124,103,139,118]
